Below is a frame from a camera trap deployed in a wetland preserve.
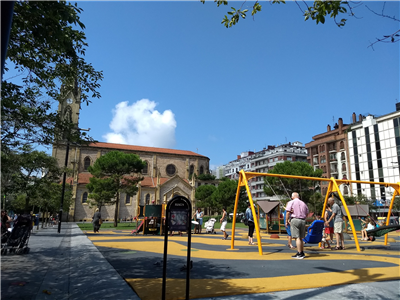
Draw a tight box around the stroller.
[204,218,217,234]
[1,214,32,255]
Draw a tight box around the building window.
[166,164,176,176]
[200,166,204,175]
[341,152,345,161]
[143,161,148,174]
[125,194,131,204]
[145,194,150,205]
[82,192,88,204]
[339,141,344,149]
[84,157,91,171]
[343,186,349,195]
[342,163,346,172]
[189,165,194,176]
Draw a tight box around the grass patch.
[76,221,249,231]
[77,222,138,231]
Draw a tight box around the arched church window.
[143,161,148,174]
[84,157,91,171]
[64,106,72,122]
[189,165,194,176]
[82,192,88,204]
[199,166,204,175]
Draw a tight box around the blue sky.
[51,1,400,168]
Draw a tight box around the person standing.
[92,208,102,233]
[284,209,295,249]
[193,208,204,234]
[245,202,256,245]
[326,197,345,250]
[220,207,228,240]
[285,192,309,259]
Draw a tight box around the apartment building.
[305,117,352,196]
[223,142,308,201]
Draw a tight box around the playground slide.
[131,220,144,235]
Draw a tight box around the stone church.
[52,87,210,222]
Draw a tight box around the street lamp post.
[58,140,70,233]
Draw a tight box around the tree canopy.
[87,151,146,226]
[211,179,247,213]
[2,1,103,154]
[1,146,64,211]
[264,161,323,202]
[195,184,217,209]
[203,0,399,47]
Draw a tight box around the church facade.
[52,87,210,221]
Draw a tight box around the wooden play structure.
[134,204,166,235]
[231,170,400,255]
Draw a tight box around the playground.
[85,225,400,300]
[81,171,400,299]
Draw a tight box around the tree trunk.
[113,192,119,227]
[24,196,31,213]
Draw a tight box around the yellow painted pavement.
[86,230,400,299]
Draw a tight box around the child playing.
[320,225,331,249]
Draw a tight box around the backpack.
[244,217,249,226]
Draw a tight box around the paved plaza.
[1,223,399,299]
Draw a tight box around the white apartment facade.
[348,106,400,202]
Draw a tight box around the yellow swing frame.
[231,170,400,255]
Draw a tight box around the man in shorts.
[220,207,228,240]
[285,192,309,259]
[326,197,345,250]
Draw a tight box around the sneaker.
[292,252,305,259]
[292,252,300,259]
[298,252,306,259]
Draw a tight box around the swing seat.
[367,225,400,237]
[303,220,325,244]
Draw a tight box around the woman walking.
[92,208,102,233]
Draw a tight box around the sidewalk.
[1,222,140,300]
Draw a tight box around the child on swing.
[361,218,376,240]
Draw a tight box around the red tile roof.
[87,142,208,158]
[73,173,189,187]
[140,177,168,187]
[78,173,93,184]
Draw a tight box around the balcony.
[331,169,338,174]
[329,148,337,153]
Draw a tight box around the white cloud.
[103,99,176,148]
